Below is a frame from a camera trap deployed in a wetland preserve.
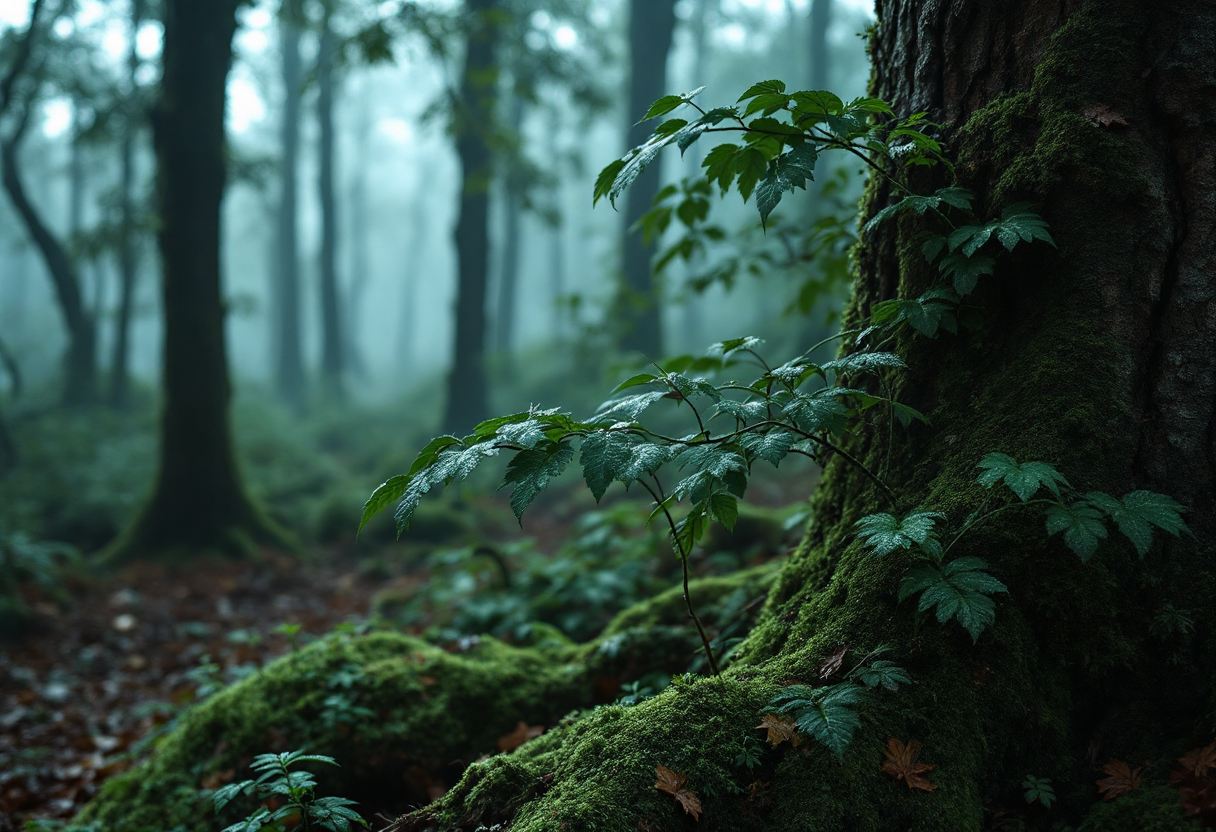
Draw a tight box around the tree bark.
[392,1,1216,829]
[316,0,345,402]
[0,0,97,407]
[275,0,306,413]
[441,0,499,434]
[808,0,831,90]
[105,0,290,562]
[109,0,145,410]
[493,93,526,361]
[617,0,677,357]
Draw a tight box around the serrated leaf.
[359,475,408,535]
[594,391,667,421]
[212,780,256,814]
[852,660,911,691]
[501,441,575,521]
[734,146,769,202]
[703,142,741,194]
[666,373,722,402]
[976,453,1070,501]
[580,430,672,501]
[593,159,625,206]
[939,252,995,296]
[494,418,547,449]
[708,493,739,531]
[738,79,787,101]
[714,398,771,423]
[756,144,819,226]
[677,444,747,479]
[822,351,906,376]
[899,557,1007,642]
[855,511,945,557]
[1045,501,1108,562]
[770,682,866,760]
[739,430,796,466]
[641,94,687,121]
[1086,489,1187,557]
[612,372,659,393]
[790,89,843,115]
[779,392,849,434]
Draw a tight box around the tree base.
[98,497,297,565]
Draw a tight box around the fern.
[768,682,866,760]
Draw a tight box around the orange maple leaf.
[756,714,802,748]
[1179,741,1216,779]
[1096,759,1144,801]
[496,721,544,753]
[881,738,937,792]
[655,764,702,821]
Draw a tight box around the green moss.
[1079,786,1202,832]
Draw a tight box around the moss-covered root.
[75,633,593,832]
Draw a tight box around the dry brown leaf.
[1179,741,1216,778]
[1081,103,1129,127]
[496,721,545,753]
[1096,759,1144,801]
[818,645,848,680]
[881,738,937,792]
[655,764,702,821]
[756,714,802,748]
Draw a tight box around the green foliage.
[854,511,945,558]
[898,557,1008,643]
[212,749,366,832]
[977,452,1070,501]
[1023,775,1057,809]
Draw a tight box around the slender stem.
[640,478,720,676]
[940,498,1057,559]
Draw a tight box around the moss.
[1078,786,1202,832]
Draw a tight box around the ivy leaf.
[501,441,575,521]
[881,738,936,792]
[756,144,819,227]
[852,660,911,692]
[1085,490,1187,557]
[855,511,945,558]
[770,682,866,760]
[739,430,796,466]
[899,557,1008,642]
[1045,501,1108,562]
[976,453,1070,501]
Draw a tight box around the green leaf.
[821,351,906,376]
[938,252,995,296]
[674,106,737,153]
[976,453,1070,501]
[708,493,739,531]
[734,146,769,202]
[593,159,625,206]
[501,440,575,521]
[737,79,787,102]
[899,557,1008,642]
[1045,501,1108,562]
[715,398,771,423]
[851,660,911,691]
[770,682,866,760]
[702,143,742,194]
[778,391,849,435]
[580,430,672,501]
[594,391,667,421]
[359,475,408,535]
[871,288,959,338]
[641,94,688,121]
[677,444,747,480]
[674,504,710,554]
[1086,490,1187,557]
[665,373,722,402]
[739,430,796,466]
[213,780,256,814]
[612,373,659,393]
[755,144,819,226]
[855,511,945,557]
[790,89,844,115]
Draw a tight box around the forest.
[0,0,1213,831]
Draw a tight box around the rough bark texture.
[104,0,288,561]
[275,0,307,413]
[442,0,499,434]
[618,0,677,357]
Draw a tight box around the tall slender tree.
[808,0,831,90]
[275,0,306,412]
[109,0,146,410]
[441,0,500,433]
[0,0,98,406]
[316,0,345,401]
[106,0,287,560]
[617,0,677,356]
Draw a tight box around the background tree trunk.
[275,0,306,413]
[109,0,146,410]
[105,0,289,561]
[617,0,677,357]
[493,93,526,364]
[441,0,499,434]
[808,0,831,90]
[316,0,345,403]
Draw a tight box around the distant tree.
[275,0,307,413]
[808,0,831,90]
[617,0,677,356]
[316,0,345,401]
[106,0,288,560]
[0,335,18,471]
[0,0,98,406]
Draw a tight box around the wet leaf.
[881,738,936,791]
[756,714,801,748]
[655,764,702,820]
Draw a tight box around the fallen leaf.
[756,714,802,748]
[1097,759,1144,801]
[1178,741,1216,779]
[1081,103,1129,127]
[497,721,544,753]
[818,645,848,680]
[655,764,702,821]
[881,738,936,792]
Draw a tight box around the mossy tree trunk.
[400,2,1216,830]
[104,0,290,562]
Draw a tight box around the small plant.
[274,622,305,652]
[1023,774,1056,808]
[212,749,366,832]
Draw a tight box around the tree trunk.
[109,0,145,410]
[104,0,290,562]
[344,79,371,381]
[493,93,526,362]
[441,0,499,434]
[617,0,677,357]
[808,0,831,90]
[0,0,97,407]
[275,0,306,413]
[0,334,18,472]
[393,1,1216,829]
[316,0,345,403]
